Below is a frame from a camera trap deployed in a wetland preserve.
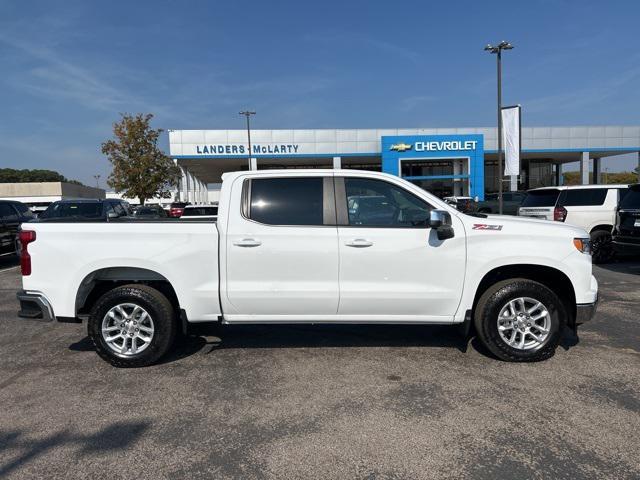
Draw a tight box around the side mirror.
[107,212,119,220]
[430,210,455,240]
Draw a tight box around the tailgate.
[518,207,553,220]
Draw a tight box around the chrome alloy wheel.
[497,297,551,350]
[101,303,154,357]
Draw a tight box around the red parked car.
[168,202,190,218]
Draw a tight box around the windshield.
[41,202,102,218]
[619,186,640,209]
[521,190,560,208]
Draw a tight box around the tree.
[102,113,181,205]
[0,168,82,184]
[562,170,638,185]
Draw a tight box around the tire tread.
[88,284,176,368]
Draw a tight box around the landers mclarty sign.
[195,144,300,155]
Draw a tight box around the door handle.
[233,238,262,247]
[345,238,373,248]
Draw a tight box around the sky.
[0,0,639,186]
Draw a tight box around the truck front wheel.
[474,279,564,362]
[88,284,177,367]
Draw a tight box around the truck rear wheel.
[88,284,177,367]
[474,279,564,362]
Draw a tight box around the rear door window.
[246,177,324,226]
[521,190,560,207]
[558,189,607,207]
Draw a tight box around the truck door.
[335,176,465,320]
[224,174,339,318]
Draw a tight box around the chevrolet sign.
[415,140,478,152]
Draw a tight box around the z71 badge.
[472,224,503,231]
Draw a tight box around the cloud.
[524,63,640,114]
[398,95,436,112]
[305,31,423,65]
[0,32,174,117]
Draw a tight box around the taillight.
[19,230,36,276]
[554,206,567,222]
[169,208,184,218]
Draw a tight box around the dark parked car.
[38,199,132,221]
[133,205,168,219]
[180,205,218,219]
[0,200,35,256]
[476,192,527,215]
[612,184,640,257]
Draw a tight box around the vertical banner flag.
[501,105,521,176]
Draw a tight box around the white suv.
[518,184,628,263]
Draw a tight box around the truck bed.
[21,221,222,321]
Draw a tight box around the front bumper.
[575,296,598,325]
[17,290,55,322]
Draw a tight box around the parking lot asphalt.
[0,256,639,480]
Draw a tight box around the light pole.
[93,174,101,189]
[485,40,514,215]
[239,111,256,169]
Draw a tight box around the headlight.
[573,237,591,255]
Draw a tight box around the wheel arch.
[471,264,577,327]
[75,267,180,317]
[589,224,613,234]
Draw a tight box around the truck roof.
[221,169,409,182]
[529,184,628,192]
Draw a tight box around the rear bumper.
[575,296,598,325]
[17,290,55,322]
[612,238,640,255]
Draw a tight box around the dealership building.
[168,126,640,202]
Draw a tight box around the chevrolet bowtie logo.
[389,143,413,152]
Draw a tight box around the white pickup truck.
[17,170,598,367]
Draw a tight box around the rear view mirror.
[430,210,454,240]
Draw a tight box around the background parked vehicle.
[442,196,476,213]
[0,200,34,256]
[518,185,628,263]
[133,204,168,219]
[168,202,190,218]
[475,192,527,215]
[180,205,218,220]
[38,199,132,221]
[612,183,640,257]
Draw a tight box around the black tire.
[590,230,613,264]
[474,279,564,362]
[88,284,177,367]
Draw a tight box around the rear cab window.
[521,190,560,207]
[185,207,218,216]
